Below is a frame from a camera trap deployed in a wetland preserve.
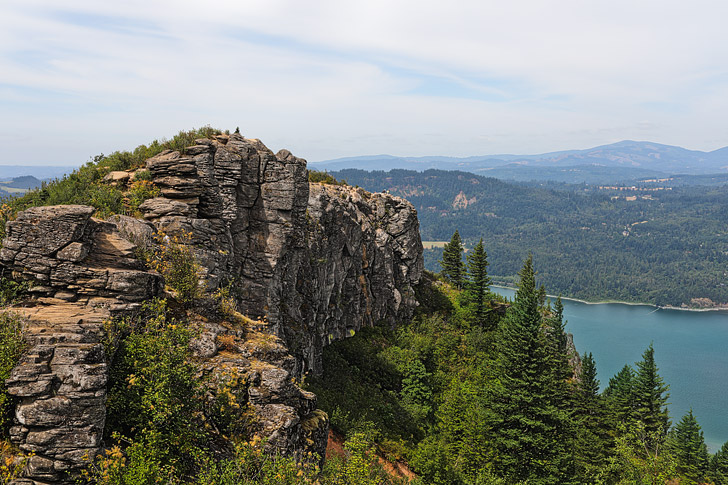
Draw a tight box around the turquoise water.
[492,287,728,452]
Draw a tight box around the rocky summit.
[0,133,423,484]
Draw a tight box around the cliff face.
[0,133,423,483]
[140,132,423,374]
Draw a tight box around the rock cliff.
[0,133,423,483]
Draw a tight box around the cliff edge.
[0,133,423,483]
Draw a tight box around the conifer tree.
[633,344,670,441]
[464,238,491,325]
[573,352,611,482]
[488,255,572,484]
[440,230,465,289]
[711,441,728,485]
[668,410,709,484]
[603,364,636,425]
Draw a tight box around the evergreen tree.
[488,255,572,484]
[603,364,636,426]
[464,238,491,326]
[440,230,465,288]
[712,441,728,485]
[573,352,611,482]
[668,410,709,484]
[633,344,670,441]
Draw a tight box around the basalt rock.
[1,134,423,483]
[142,133,424,374]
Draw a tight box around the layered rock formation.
[0,206,161,484]
[0,133,424,483]
[140,132,423,374]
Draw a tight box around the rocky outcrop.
[141,133,424,374]
[0,133,423,483]
[0,206,162,484]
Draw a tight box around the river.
[492,286,728,452]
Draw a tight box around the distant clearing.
[422,241,448,249]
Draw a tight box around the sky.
[2,0,728,166]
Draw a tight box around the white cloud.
[1,0,727,165]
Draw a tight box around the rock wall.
[0,206,161,484]
[0,133,424,483]
[140,133,424,374]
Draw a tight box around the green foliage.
[308,170,347,186]
[603,364,637,426]
[667,410,710,484]
[126,179,161,214]
[608,421,677,485]
[0,312,25,436]
[80,433,180,485]
[712,441,728,484]
[145,232,202,306]
[440,230,465,289]
[336,168,728,307]
[0,273,29,306]
[306,325,424,449]
[462,238,492,327]
[632,344,670,441]
[104,299,206,476]
[195,440,320,485]
[573,352,612,483]
[323,432,394,485]
[486,255,574,484]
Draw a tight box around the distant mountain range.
[311,141,728,184]
[0,166,77,181]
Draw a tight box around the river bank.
[491,285,728,313]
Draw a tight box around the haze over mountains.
[312,140,728,184]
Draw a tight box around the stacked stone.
[0,206,160,309]
[6,305,108,484]
[0,206,162,484]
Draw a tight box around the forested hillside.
[309,258,728,484]
[333,169,728,307]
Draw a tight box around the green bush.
[145,232,202,306]
[308,170,347,186]
[104,299,206,476]
[126,180,161,214]
[0,312,26,435]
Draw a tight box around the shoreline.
[490,285,728,313]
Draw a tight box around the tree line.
[309,230,728,484]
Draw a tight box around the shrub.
[125,180,161,215]
[308,170,347,186]
[0,440,28,483]
[195,439,320,485]
[0,312,26,435]
[104,299,206,476]
[0,273,29,307]
[145,232,202,306]
[80,433,180,485]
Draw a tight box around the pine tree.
[633,344,670,441]
[711,441,728,485]
[573,352,611,482]
[440,230,465,289]
[668,410,709,484]
[603,364,636,425]
[464,238,491,326]
[488,255,573,484]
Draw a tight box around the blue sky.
[2,0,728,166]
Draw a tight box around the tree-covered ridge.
[333,168,728,307]
[308,248,727,484]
